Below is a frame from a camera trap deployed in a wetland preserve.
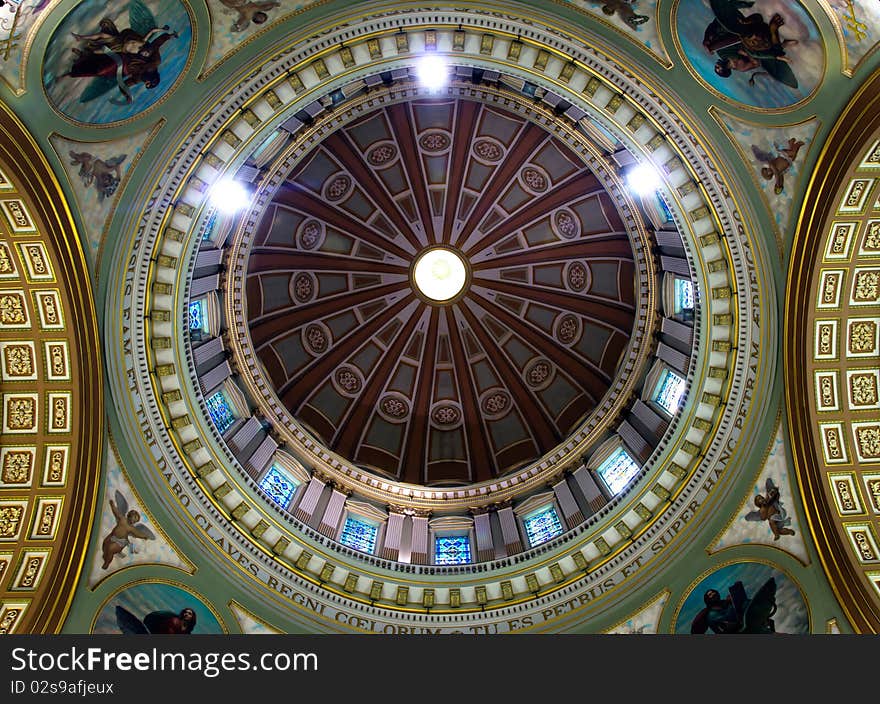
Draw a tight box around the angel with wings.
[745,478,795,540]
[62,0,178,105]
[115,605,196,634]
[101,490,156,569]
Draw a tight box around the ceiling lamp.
[209,177,250,214]
[415,54,449,90]
[412,247,468,302]
[625,162,663,197]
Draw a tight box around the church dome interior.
[0,0,879,635]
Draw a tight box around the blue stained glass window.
[205,391,236,434]
[596,447,641,495]
[523,506,564,548]
[655,370,687,415]
[259,465,298,508]
[675,278,695,311]
[339,516,378,554]
[435,536,472,565]
[656,193,674,222]
[188,300,206,332]
[202,211,218,242]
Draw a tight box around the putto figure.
[750,137,804,194]
[219,0,280,32]
[69,151,127,201]
[100,489,156,569]
[588,0,649,30]
[745,477,796,540]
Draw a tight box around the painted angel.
[745,478,795,540]
[115,605,196,634]
[62,0,179,105]
[100,490,155,569]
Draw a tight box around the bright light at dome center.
[209,178,250,214]
[413,248,467,302]
[415,54,449,90]
[625,163,663,197]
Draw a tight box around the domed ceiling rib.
[245,97,637,484]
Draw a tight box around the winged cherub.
[750,137,804,194]
[101,490,156,569]
[745,478,795,540]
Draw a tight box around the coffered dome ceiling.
[244,95,637,484]
[4,0,880,635]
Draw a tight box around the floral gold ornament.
[1,450,34,485]
[0,504,25,539]
[853,270,880,302]
[849,321,878,354]
[3,395,36,432]
[2,343,35,378]
[0,291,27,325]
[855,425,880,460]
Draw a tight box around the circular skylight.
[412,247,468,302]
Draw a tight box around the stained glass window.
[188,300,206,332]
[596,447,641,495]
[675,278,695,311]
[259,465,298,508]
[339,516,378,554]
[523,506,564,548]
[205,391,236,434]
[202,211,218,242]
[655,370,687,415]
[435,535,472,565]
[656,193,674,222]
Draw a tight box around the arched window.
[339,515,380,555]
[596,446,641,495]
[205,390,236,434]
[258,465,299,509]
[522,505,564,548]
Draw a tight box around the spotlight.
[625,163,662,197]
[415,54,449,90]
[209,178,250,214]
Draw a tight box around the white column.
[381,512,405,561]
[318,489,347,537]
[244,434,277,479]
[293,475,326,524]
[573,466,608,513]
[229,416,261,453]
[553,478,584,529]
[199,360,232,396]
[473,511,494,562]
[497,506,523,555]
[410,516,429,565]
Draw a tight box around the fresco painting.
[714,113,820,242]
[713,425,809,562]
[823,0,880,73]
[564,1,665,61]
[93,582,224,634]
[51,129,155,269]
[675,0,824,109]
[0,1,56,93]
[229,602,283,634]
[675,562,809,634]
[604,591,669,634]
[42,0,192,124]
[86,439,190,588]
[203,0,318,74]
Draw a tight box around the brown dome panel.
[246,97,637,485]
